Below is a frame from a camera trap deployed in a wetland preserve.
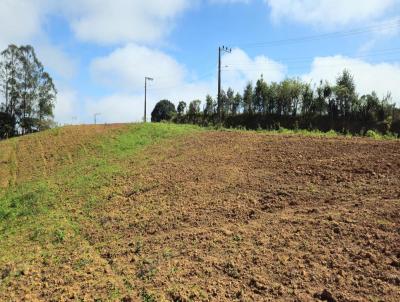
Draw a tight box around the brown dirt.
[2,130,400,301]
[90,131,400,301]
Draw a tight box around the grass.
[215,125,398,139]
[0,123,201,265]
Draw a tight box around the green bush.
[366,130,380,139]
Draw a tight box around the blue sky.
[1,0,399,124]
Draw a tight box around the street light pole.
[94,113,101,125]
[144,77,154,123]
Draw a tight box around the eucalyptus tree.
[231,92,242,115]
[254,77,268,114]
[0,44,57,137]
[177,101,187,116]
[204,94,215,118]
[243,82,253,114]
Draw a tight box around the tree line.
[0,45,57,139]
[152,70,400,136]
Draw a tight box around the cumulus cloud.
[60,0,191,45]
[222,48,287,88]
[302,56,400,105]
[209,0,250,4]
[90,44,187,92]
[265,0,397,27]
[54,87,80,125]
[36,43,78,79]
[0,0,48,49]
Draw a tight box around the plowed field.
[1,125,399,301]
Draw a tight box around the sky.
[1,0,400,124]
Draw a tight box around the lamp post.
[94,113,101,125]
[144,77,154,123]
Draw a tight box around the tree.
[203,95,215,117]
[335,70,358,118]
[243,82,253,114]
[177,101,187,116]
[188,100,201,116]
[0,45,21,120]
[188,99,201,123]
[301,83,315,116]
[254,76,268,114]
[151,100,176,122]
[0,44,57,137]
[225,88,235,115]
[0,111,15,139]
[267,82,279,115]
[360,92,380,122]
[232,92,242,115]
[37,72,57,130]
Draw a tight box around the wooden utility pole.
[144,77,154,123]
[218,46,232,121]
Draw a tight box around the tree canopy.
[0,44,57,139]
[151,100,176,122]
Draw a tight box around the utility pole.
[144,76,154,123]
[94,113,101,125]
[218,46,232,121]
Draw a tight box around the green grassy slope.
[0,123,200,299]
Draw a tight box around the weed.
[163,248,173,259]
[53,229,65,243]
[73,258,93,270]
[222,261,240,278]
[233,234,243,242]
[366,130,380,139]
[136,258,158,280]
[141,290,156,302]
[133,240,143,255]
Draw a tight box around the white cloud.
[36,43,78,79]
[60,0,191,44]
[222,48,287,89]
[54,87,80,125]
[0,0,77,81]
[90,44,187,92]
[0,0,45,48]
[209,0,250,4]
[302,56,400,105]
[265,0,397,27]
[85,93,141,123]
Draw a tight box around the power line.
[237,18,400,49]
[223,47,400,66]
[221,57,400,73]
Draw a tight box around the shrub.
[151,100,176,122]
[366,130,380,139]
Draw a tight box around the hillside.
[0,124,399,301]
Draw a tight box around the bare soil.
[2,130,400,301]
